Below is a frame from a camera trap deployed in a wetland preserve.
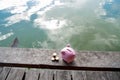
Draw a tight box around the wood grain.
[56,70,71,80]
[71,71,120,80]
[105,71,120,80]
[0,67,11,80]
[71,71,87,80]
[39,70,54,80]
[0,67,3,74]
[25,69,39,80]
[6,68,25,80]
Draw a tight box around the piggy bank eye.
[67,49,72,52]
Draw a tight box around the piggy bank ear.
[61,51,65,55]
[67,44,71,47]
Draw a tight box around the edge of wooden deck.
[0,47,120,71]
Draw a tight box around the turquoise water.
[0,0,120,51]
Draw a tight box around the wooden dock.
[0,47,120,80]
[0,67,120,80]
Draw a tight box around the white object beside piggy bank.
[60,44,76,63]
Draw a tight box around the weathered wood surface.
[6,68,25,80]
[0,47,120,71]
[0,67,11,80]
[0,67,120,80]
[25,69,39,80]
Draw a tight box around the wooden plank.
[85,71,109,80]
[116,72,120,79]
[71,71,87,80]
[25,69,39,80]
[6,68,25,80]
[0,47,120,71]
[0,67,3,74]
[39,70,54,80]
[56,70,71,80]
[105,71,120,80]
[0,67,11,80]
[71,71,120,80]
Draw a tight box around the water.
[0,0,120,51]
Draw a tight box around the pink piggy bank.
[60,44,76,63]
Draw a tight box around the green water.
[0,0,120,51]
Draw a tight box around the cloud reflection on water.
[0,0,120,50]
[0,32,14,41]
